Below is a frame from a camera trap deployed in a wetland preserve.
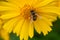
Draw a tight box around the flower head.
[0,0,60,40]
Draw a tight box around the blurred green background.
[8,18,60,40]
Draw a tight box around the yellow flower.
[0,19,9,40]
[0,0,60,40]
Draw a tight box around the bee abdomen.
[33,15,37,21]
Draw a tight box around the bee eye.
[30,10,35,15]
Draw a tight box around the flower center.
[20,5,37,21]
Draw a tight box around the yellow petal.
[3,17,19,33]
[6,0,21,5]
[13,18,24,36]
[34,17,52,35]
[39,18,52,35]
[20,20,29,40]
[0,19,3,29]
[7,0,36,5]
[43,15,57,21]
[56,0,60,7]
[34,18,42,34]
[24,35,28,40]
[41,13,57,21]
[40,16,53,27]
[0,6,13,11]
[0,12,20,19]
[41,22,52,36]
[41,16,53,26]
[41,6,60,15]
[35,0,54,7]
[7,0,25,8]
[28,21,34,38]
[0,1,18,8]
[24,0,37,5]
[37,8,58,21]
[1,29,9,40]
[59,0,60,6]
[0,2,18,11]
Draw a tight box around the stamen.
[20,5,37,21]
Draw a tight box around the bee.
[30,10,37,21]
